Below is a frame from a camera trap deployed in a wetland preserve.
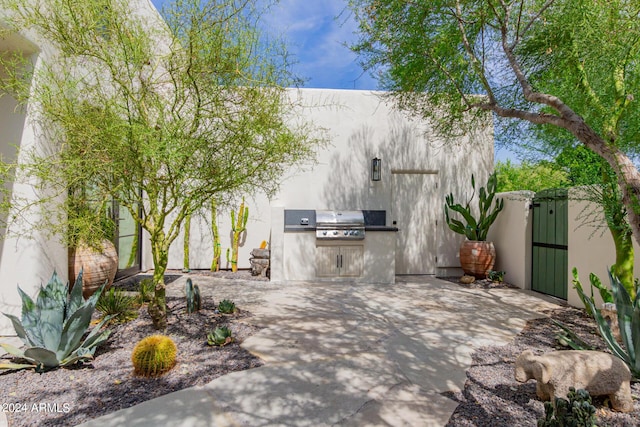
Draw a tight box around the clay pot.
[459,240,496,279]
[68,239,118,299]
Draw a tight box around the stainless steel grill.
[315,210,365,240]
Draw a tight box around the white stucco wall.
[567,188,640,308]
[166,88,494,275]
[488,191,535,289]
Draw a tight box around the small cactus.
[131,335,177,377]
[537,387,597,427]
[218,299,236,314]
[207,327,234,347]
[185,278,201,314]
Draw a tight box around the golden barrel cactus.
[131,335,177,377]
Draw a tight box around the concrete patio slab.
[76,275,561,427]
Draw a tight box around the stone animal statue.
[514,349,634,412]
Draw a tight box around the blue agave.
[0,270,112,372]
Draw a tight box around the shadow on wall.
[320,105,493,270]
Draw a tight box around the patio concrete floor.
[74,274,560,427]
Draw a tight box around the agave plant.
[575,268,640,378]
[0,270,112,373]
[207,326,234,347]
[217,299,236,314]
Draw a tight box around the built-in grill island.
[282,209,398,283]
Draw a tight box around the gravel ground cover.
[0,272,263,427]
[440,277,640,427]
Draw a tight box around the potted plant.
[66,188,118,298]
[444,172,504,278]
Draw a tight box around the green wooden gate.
[532,189,568,299]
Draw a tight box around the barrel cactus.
[131,335,177,377]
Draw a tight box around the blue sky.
[149,0,516,162]
[150,0,377,90]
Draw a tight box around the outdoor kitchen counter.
[282,226,398,232]
[364,226,399,232]
[281,229,397,284]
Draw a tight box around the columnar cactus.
[185,278,201,314]
[444,172,504,241]
[210,200,221,272]
[183,213,191,272]
[229,198,248,273]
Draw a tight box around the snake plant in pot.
[444,172,504,278]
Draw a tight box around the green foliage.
[210,199,221,272]
[0,270,111,372]
[185,278,201,314]
[183,213,191,272]
[552,319,595,351]
[207,327,234,347]
[572,268,614,318]
[137,278,155,304]
[0,0,322,330]
[444,172,504,241]
[96,287,139,324]
[66,188,116,251]
[537,387,597,427]
[348,0,640,257]
[487,270,505,283]
[575,268,640,378]
[494,160,569,193]
[131,335,177,377]
[217,299,236,314]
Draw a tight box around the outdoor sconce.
[371,157,382,181]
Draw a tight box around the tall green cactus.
[444,172,504,241]
[185,278,201,314]
[210,200,221,271]
[230,198,248,273]
[183,213,191,272]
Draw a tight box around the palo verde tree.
[349,1,640,248]
[0,0,321,329]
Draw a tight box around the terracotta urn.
[459,240,496,279]
[68,239,118,298]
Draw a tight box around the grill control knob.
[322,231,327,236]
[351,230,358,235]
[332,231,338,236]
[343,230,348,236]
